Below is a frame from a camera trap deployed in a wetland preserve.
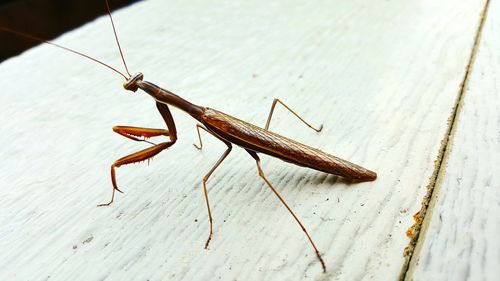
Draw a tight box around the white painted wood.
[0,0,487,280]
[408,0,500,280]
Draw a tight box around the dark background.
[0,0,139,62]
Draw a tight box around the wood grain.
[0,0,488,280]
[408,0,500,280]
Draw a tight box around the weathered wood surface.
[407,0,500,280]
[0,0,490,280]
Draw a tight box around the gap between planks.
[398,0,493,280]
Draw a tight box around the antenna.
[0,26,129,80]
[105,0,132,77]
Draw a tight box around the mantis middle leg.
[193,124,232,249]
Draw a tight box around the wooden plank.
[407,0,500,280]
[0,0,486,280]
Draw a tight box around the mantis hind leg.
[97,102,177,207]
[246,149,327,273]
[264,98,323,132]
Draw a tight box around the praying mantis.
[0,0,376,273]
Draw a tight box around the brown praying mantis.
[1,1,376,273]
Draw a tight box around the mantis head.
[123,72,144,92]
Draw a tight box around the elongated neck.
[137,80,204,119]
